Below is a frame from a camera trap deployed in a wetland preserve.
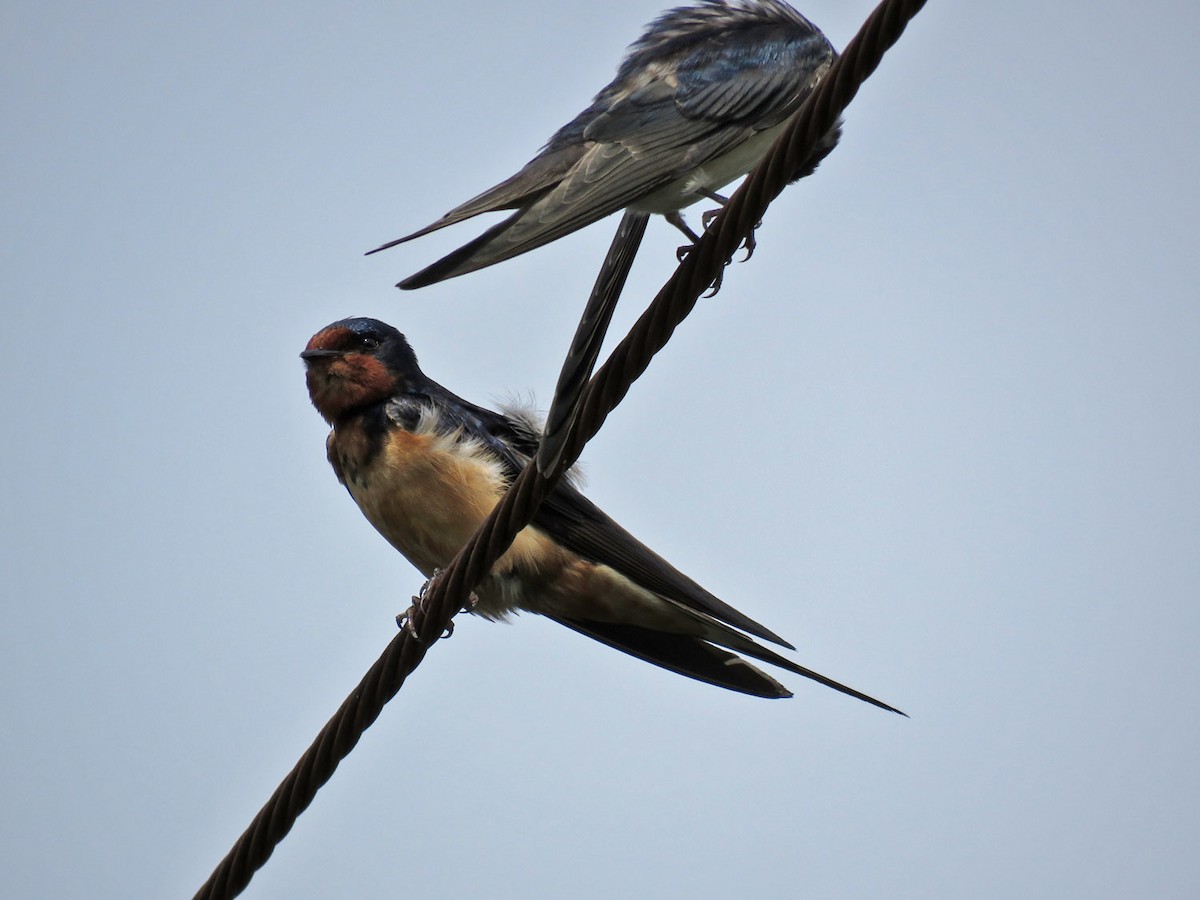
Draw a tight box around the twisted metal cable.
[193,1,926,896]
[567,0,929,454]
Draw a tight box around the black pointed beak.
[300,348,343,363]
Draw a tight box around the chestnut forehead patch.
[305,325,357,353]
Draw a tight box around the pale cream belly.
[630,121,789,214]
[340,427,572,617]
[336,425,703,633]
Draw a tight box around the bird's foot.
[667,211,702,262]
[703,263,730,297]
[397,569,465,641]
[703,206,759,261]
[739,226,758,261]
[667,192,760,294]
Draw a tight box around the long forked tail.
[550,614,905,714]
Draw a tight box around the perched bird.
[302,317,900,711]
[370,0,841,289]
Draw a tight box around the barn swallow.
[302,317,901,711]
[369,0,841,289]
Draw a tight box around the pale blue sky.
[3,1,1198,897]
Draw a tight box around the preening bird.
[370,0,841,289]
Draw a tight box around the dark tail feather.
[756,647,906,715]
[790,120,843,183]
[365,218,455,256]
[367,161,568,259]
[687,614,903,714]
[549,616,793,699]
[537,210,649,474]
[394,210,530,289]
[551,615,906,714]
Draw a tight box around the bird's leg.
[665,205,728,295]
[397,569,474,641]
[697,188,731,239]
[696,188,759,260]
[668,190,761,296]
[396,582,431,641]
[697,188,729,226]
[666,212,702,262]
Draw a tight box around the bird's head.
[301,317,421,423]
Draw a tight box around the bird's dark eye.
[358,335,380,351]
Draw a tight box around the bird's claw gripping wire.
[397,570,477,641]
[668,191,760,295]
